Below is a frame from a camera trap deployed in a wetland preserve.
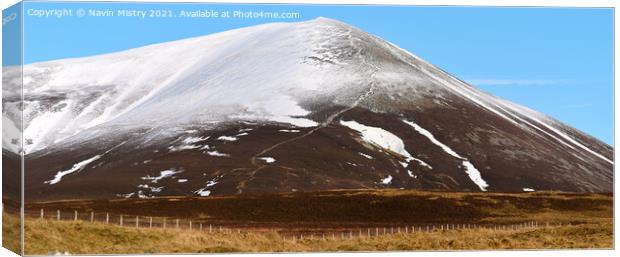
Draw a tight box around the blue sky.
[15,1,614,145]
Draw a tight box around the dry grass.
[1,213,612,255]
[1,212,21,255]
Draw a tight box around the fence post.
[40,209,44,219]
[199,223,202,231]
[367,228,370,237]
[149,217,153,228]
[90,212,94,223]
[390,227,394,234]
[135,216,139,228]
[163,217,167,229]
[57,209,60,221]
[189,221,192,231]
[176,219,179,229]
[106,213,109,224]
[375,227,378,236]
[209,224,212,233]
[120,215,123,226]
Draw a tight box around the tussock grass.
[2,211,21,255]
[2,213,612,255]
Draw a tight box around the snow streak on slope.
[45,155,101,185]
[141,169,183,183]
[402,120,489,191]
[43,141,127,185]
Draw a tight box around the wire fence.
[17,208,555,240]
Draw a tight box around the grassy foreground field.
[3,190,614,254]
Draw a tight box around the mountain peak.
[6,18,612,201]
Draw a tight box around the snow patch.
[45,155,101,185]
[358,152,373,159]
[412,158,432,169]
[168,136,208,152]
[194,175,222,197]
[258,157,276,163]
[206,150,230,157]
[178,179,188,183]
[279,129,301,133]
[402,119,489,191]
[183,136,209,144]
[196,189,211,196]
[218,136,238,141]
[168,144,200,152]
[149,186,164,193]
[340,120,409,158]
[380,175,393,185]
[141,168,183,183]
[340,120,427,169]
[205,177,220,188]
[523,188,535,192]
[407,170,417,178]
[399,161,408,168]
[117,192,135,198]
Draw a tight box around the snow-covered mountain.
[2,17,613,201]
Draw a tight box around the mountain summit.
[3,18,612,201]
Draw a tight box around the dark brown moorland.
[20,189,612,227]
